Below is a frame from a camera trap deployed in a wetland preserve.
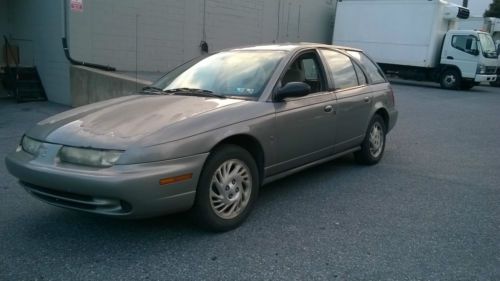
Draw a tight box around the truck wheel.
[192,144,259,232]
[440,69,461,90]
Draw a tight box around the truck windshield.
[478,33,498,58]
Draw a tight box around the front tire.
[192,144,259,232]
[355,115,387,165]
[440,69,461,90]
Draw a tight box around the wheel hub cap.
[369,122,384,158]
[209,159,252,219]
[444,74,456,87]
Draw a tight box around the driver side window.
[452,35,478,55]
[281,52,325,94]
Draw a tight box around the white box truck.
[332,0,499,90]
[458,17,500,86]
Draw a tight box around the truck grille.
[22,182,132,214]
[485,66,497,75]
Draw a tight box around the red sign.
[70,0,83,12]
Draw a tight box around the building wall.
[6,0,71,105]
[0,0,9,66]
[69,0,337,73]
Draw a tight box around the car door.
[441,34,480,79]
[268,50,336,175]
[319,49,373,153]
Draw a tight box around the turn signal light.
[159,173,193,185]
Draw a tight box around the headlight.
[59,147,123,167]
[477,64,486,74]
[21,136,43,155]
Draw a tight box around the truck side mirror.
[471,49,480,56]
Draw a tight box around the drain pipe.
[61,0,115,71]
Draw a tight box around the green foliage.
[484,0,500,17]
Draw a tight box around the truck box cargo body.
[333,0,498,90]
[333,0,458,68]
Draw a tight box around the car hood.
[27,95,246,150]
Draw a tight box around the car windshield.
[478,33,498,58]
[150,51,287,99]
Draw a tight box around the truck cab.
[440,30,498,89]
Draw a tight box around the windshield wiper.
[141,86,167,95]
[164,88,227,99]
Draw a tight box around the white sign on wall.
[70,0,83,12]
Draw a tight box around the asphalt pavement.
[1,82,499,281]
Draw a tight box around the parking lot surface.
[1,82,499,281]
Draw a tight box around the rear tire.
[192,144,259,232]
[355,115,387,165]
[440,69,461,90]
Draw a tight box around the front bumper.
[474,74,497,82]
[5,146,208,218]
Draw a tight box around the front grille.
[22,182,131,214]
[485,66,497,75]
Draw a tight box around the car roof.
[225,43,364,53]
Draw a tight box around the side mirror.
[275,82,311,101]
[471,49,480,56]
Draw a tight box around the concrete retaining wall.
[70,65,150,107]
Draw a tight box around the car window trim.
[351,59,368,86]
[278,90,333,102]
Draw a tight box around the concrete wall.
[6,0,71,105]
[3,0,336,106]
[70,65,149,107]
[0,0,8,66]
[69,0,336,72]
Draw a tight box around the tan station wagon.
[6,43,398,231]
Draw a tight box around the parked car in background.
[5,43,398,231]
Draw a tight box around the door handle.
[324,105,333,113]
[447,56,454,60]
[364,97,371,103]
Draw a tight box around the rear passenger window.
[347,51,386,84]
[320,50,358,90]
